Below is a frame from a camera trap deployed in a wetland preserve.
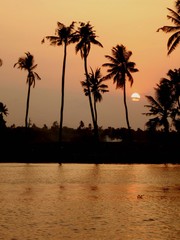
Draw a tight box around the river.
[0,163,179,240]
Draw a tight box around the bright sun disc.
[131,92,141,101]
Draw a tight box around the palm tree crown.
[143,66,180,132]
[143,79,178,133]
[75,21,103,59]
[41,21,77,46]
[160,68,180,108]
[103,45,138,87]
[89,67,109,102]
[157,0,180,55]
[81,67,109,122]
[0,102,8,129]
[0,102,8,116]
[14,52,41,88]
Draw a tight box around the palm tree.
[0,102,8,129]
[81,67,109,123]
[159,68,180,131]
[102,44,139,131]
[14,52,41,128]
[160,68,180,108]
[157,0,180,55]
[41,21,77,143]
[143,81,176,133]
[75,21,103,142]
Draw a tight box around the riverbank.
[1,141,179,164]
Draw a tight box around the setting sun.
[131,92,141,101]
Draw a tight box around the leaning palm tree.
[14,52,41,128]
[81,67,109,123]
[75,21,103,142]
[102,44,139,132]
[41,21,77,143]
[157,0,180,55]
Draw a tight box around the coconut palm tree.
[102,44,139,131]
[143,81,176,133]
[160,68,180,108]
[41,21,77,143]
[75,21,103,142]
[0,102,8,129]
[157,0,180,55]
[81,67,109,123]
[14,52,41,128]
[159,68,180,131]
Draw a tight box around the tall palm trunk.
[25,81,31,128]
[123,83,131,131]
[84,54,99,142]
[59,43,67,143]
[93,98,98,123]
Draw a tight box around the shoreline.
[1,141,179,164]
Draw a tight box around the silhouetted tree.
[0,102,8,129]
[157,0,180,55]
[143,80,176,133]
[160,68,180,108]
[102,44,139,131]
[77,120,85,130]
[14,52,41,128]
[75,21,103,142]
[41,21,77,143]
[159,68,180,131]
[81,67,109,123]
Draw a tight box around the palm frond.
[0,102,8,116]
[167,32,180,54]
[167,8,180,24]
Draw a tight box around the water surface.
[0,163,179,240]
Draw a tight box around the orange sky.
[0,0,180,130]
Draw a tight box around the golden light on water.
[131,92,141,101]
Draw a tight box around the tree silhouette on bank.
[41,21,78,143]
[74,21,103,142]
[157,0,180,55]
[14,52,41,128]
[143,77,178,133]
[102,44,139,132]
[161,68,180,109]
[0,102,8,129]
[158,68,180,131]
